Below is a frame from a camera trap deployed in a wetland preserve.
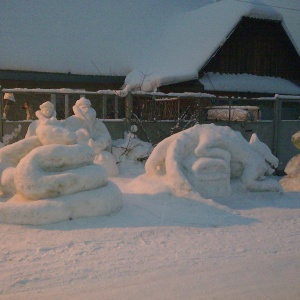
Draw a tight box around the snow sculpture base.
[184,157,231,197]
[0,181,122,225]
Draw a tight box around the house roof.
[1,0,300,92]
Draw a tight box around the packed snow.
[0,161,299,299]
[0,99,300,298]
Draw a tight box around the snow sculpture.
[145,124,281,197]
[0,136,42,195]
[65,97,110,153]
[0,101,122,225]
[15,125,108,200]
[279,131,300,192]
[65,97,118,176]
[25,101,57,137]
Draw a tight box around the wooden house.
[1,0,300,97]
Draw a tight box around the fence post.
[228,98,232,126]
[114,95,119,119]
[102,95,107,119]
[272,95,281,156]
[64,94,69,119]
[125,92,133,120]
[51,94,56,111]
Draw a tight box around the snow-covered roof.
[1,0,300,91]
[200,72,300,95]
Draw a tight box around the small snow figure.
[36,101,57,121]
[3,93,16,120]
[25,101,57,137]
[65,97,118,176]
[65,97,111,153]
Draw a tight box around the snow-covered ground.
[1,161,299,300]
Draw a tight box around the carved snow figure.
[25,101,57,138]
[145,124,281,197]
[65,97,110,153]
[0,101,122,225]
[65,97,118,176]
[0,123,108,199]
[280,131,300,192]
[15,124,108,200]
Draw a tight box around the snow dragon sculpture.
[145,124,281,197]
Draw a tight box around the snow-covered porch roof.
[199,73,300,95]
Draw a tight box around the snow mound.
[112,131,153,163]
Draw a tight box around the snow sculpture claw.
[145,124,281,197]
